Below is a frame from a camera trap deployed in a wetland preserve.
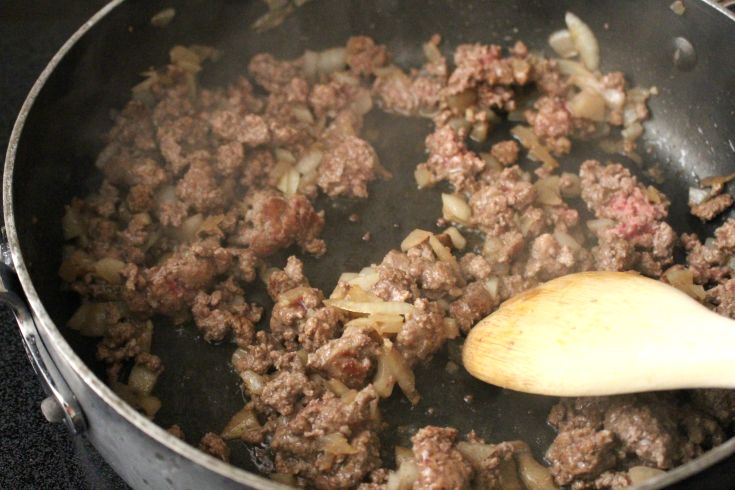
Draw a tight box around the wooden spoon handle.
[462,272,735,396]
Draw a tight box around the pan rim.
[3,1,735,489]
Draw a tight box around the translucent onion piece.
[67,302,113,337]
[480,152,504,172]
[303,50,319,82]
[470,121,489,142]
[277,168,300,197]
[138,395,162,418]
[484,276,500,300]
[401,229,433,251]
[629,466,666,484]
[701,171,735,188]
[447,89,478,112]
[414,167,433,188]
[170,45,201,65]
[394,446,414,467]
[483,236,505,263]
[560,172,582,197]
[512,442,558,490]
[511,125,559,168]
[319,433,360,455]
[534,177,563,206]
[291,104,315,125]
[339,272,360,283]
[94,257,126,285]
[168,213,204,243]
[423,41,442,63]
[347,272,381,291]
[386,460,419,490]
[442,193,472,224]
[603,89,626,111]
[443,318,460,339]
[456,442,496,465]
[61,206,85,240]
[317,47,347,75]
[670,1,686,15]
[565,12,600,71]
[568,88,606,122]
[429,235,463,282]
[270,473,297,487]
[689,187,712,205]
[548,29,578,58]
[326,299,419,315]
[448,117,472,133]
[664,268,705,302]
[326,378,351,396]
[586,218,616,234]
[443,227,467,250]
[221,407,261,440]
[375,341,420,404]
[128,366,159,396]
[554,231,582,252]
[151,7,176,27]
[621,122,644,142]
[241,370,267,395]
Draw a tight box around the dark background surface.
[2,1,735,489]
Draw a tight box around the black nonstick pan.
[5,1,735,489]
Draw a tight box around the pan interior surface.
[8,0,735,486]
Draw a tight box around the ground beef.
[248,53,303,93]
[395,299,447,366]
[490,140,520,166]
[449,281,496,334]
[410,426,473,490]
[270,387,381,490]
[691,193,733,221]
[199,433,230,463]
[308,325,380,388]
[547,427,618,485]
[345,36,391,76]
[270,286,325,346]
[418,125,485,190]
[232,191,326,257]
[259,369,322,417]
[469,166,536,237]
[191,277,263,347]
[316,136,381,198]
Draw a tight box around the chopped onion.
[347,272,381,291]
[386,460,419,490]
[548,29,578,58]
[291,104,315,125]
[457,442,497,465]
[339,272,360,283]
[401,229,433,251]
[484,276,500,300]
[554,231,582,252]
[483,236,505,263]
[568,88,606,122]
[629,466,666,484]
[603,89,626,111]
[443,317,459,339]
[374,340,420,404]
[325,299,419,315]
[664,268,705,302]
[277,168,300,197]
[221,407,261,440]
[350,91,374,116]
[670,1,686,15]
[516,450,557,490]
[621,122,644,142]
[94,258,126,285]
[442,193,472,224]
[128,366,159,396]
[586,218,616,234]
[429,235,463,281]
[480,152,504,172]
[443,227,467,250]
[167,213,204,243]
[138,395,162,418]
[241,370,267,395]
[170,45,201,66]
[303,50,319,82]
[394,446,414,467]
[448,118,472,133]
[470,121,489,142]
[317,47,347,75]
[701,171,735,188]
[423,41,442,63]
[414,167,433,188]
[61,206,85,240]
[447,89,478,112]
[151,7,176,27]
[270,473,297,486]
[326,378,351,396]
[67,302,113,337]
[511,125,559,168]
[535,177,563,206]
[565,12,600,72]
[319,433,360,455]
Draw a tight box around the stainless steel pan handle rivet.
[0,227,87,435]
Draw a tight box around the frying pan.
[5,0,735,488]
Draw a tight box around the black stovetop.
[1,1,735,489]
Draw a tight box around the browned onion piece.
[221,407,261,440]
[701,171,735,188]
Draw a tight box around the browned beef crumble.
[59,30,735,490]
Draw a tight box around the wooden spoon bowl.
[462,271,735,396]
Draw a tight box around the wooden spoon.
[462,271,735,397]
